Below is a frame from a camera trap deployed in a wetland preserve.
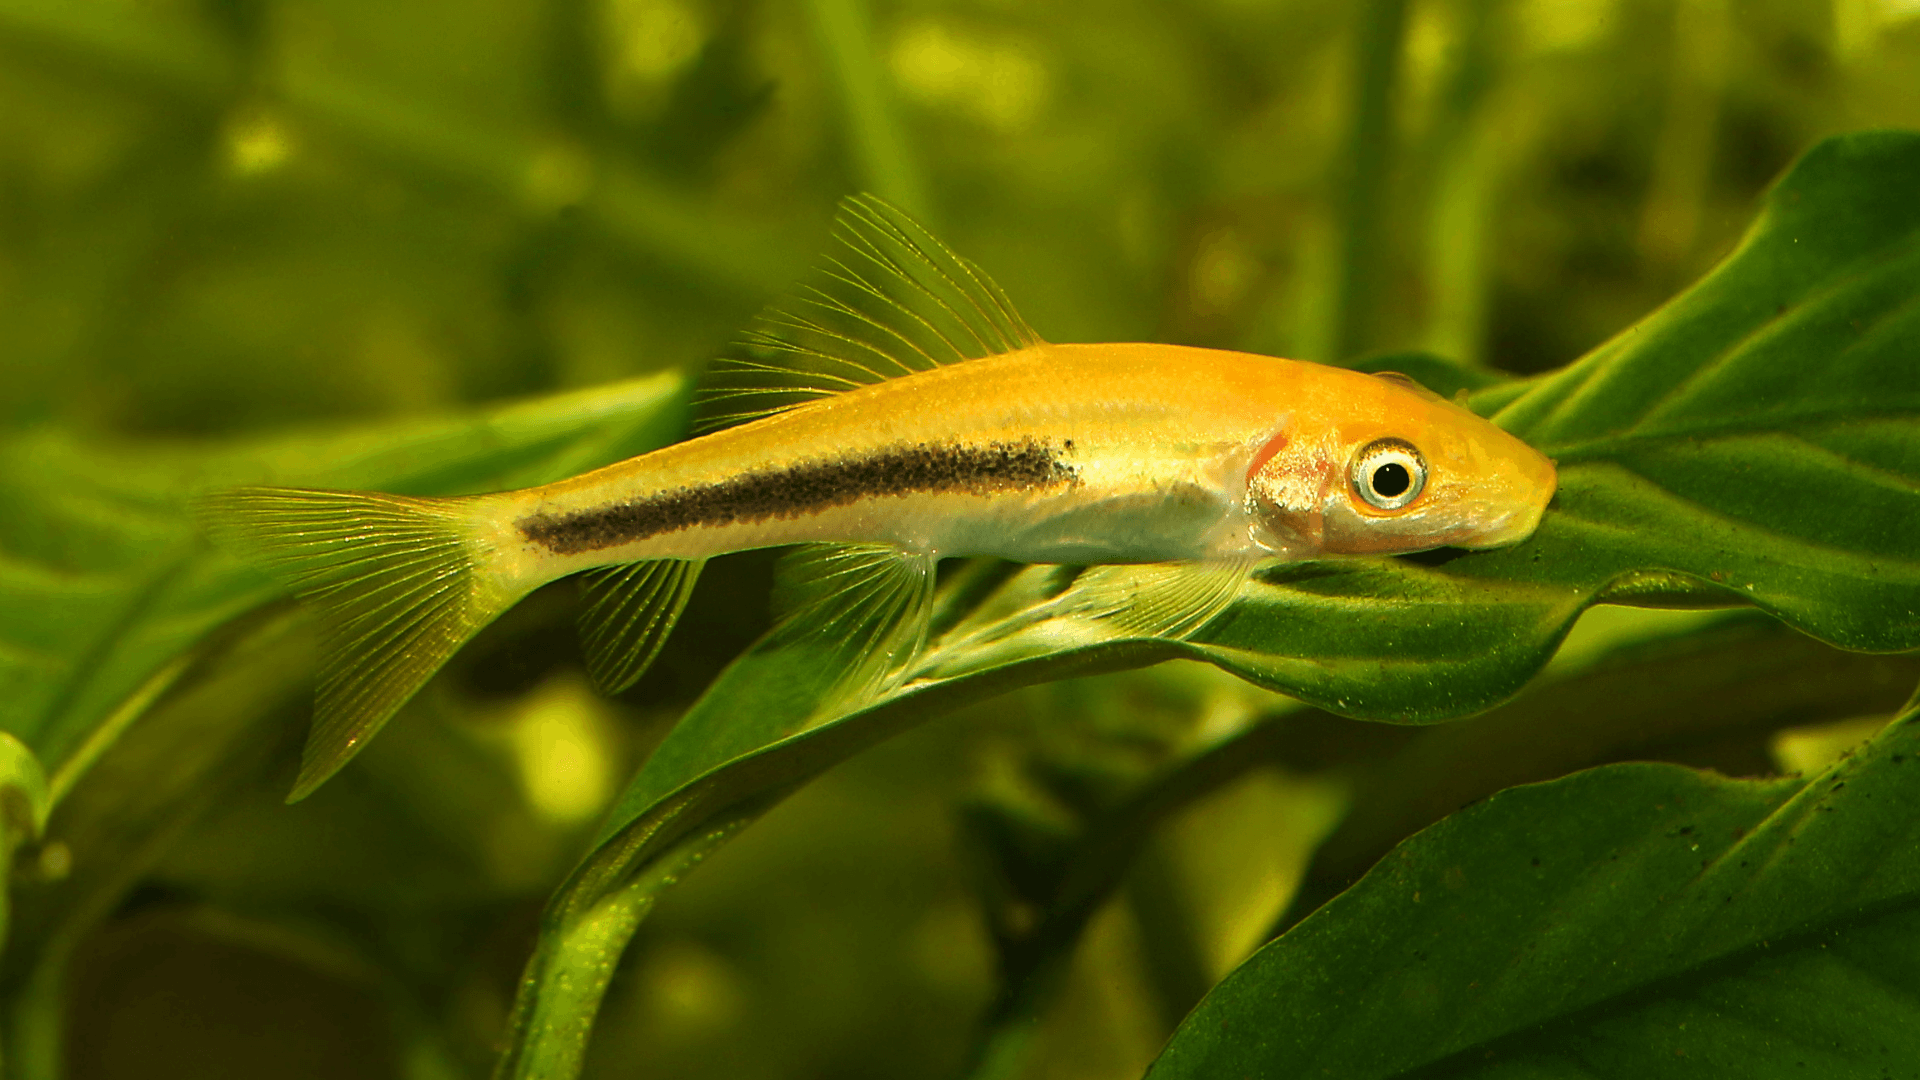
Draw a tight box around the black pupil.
[1372,462,1412,498]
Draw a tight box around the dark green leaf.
[1147,687,1920,1078]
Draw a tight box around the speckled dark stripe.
[520,438,1077,555]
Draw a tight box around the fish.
[197,195,1556,799]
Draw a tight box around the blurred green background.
[4,0,1919,1077]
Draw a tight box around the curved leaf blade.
[1146,689,1920,1078]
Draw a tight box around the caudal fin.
[196,487,516,801]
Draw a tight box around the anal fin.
[578,558,706,694]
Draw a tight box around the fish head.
[1248,370,1556,557]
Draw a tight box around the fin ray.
[577,558,705,694]
[836,198,1032,351]
[695,194,1043,432]
[768,543,936,712]
[195,487,514,801]
[1083,559,1256,640]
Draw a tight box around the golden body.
[488,342,1557,595]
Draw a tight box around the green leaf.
[1275,612,1920,932]
[494,131,1920,1077]
[0,372,689,794]
[1147,686,1920,1077]
[0,731,50,963]
[0,733,49,846]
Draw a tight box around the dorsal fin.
[695,194,1044,432]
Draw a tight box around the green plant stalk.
[495,632,1187,1080]
[1423,127,1497,365]
[1638,0,1732,266]
[804,0,933,220]
[6,948,64,1080]
[494,809,764,1079]
[500,886,656,1079]
[1421,0,1504,367]
[0,734,49,1076]
[1326,0,1411,360]
[43,655,190,808]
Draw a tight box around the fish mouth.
[1461,506,1543,549]
[1458,447,1557,550]
[1458,483,1553,549]
[1460,470,1555,549]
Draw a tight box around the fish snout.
[1462,500,1545,549]
[1460,447,1556,549]
[1482,445,1559,545]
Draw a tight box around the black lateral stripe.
[520,438,1078,555]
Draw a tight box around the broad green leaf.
[1276,612,1920,931]
[496,131,1920,1078]
[1147,686,1920,1078]
[0,372,688,792]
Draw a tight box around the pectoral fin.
[921,559,1254,682]
[1077,559,1256,641]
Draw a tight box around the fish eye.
[1351,438,1427,511]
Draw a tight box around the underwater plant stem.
[496,888,653,1080]
[1422,0,1504,367]
[805,0,933,220]
[956,713,1304,1080]
[1326,0,1411,360]
[494,815,755,1080]
[6,950,66,1080]
[1124,840,1217,1032]
[1639,0,1731,267]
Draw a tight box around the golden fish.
[199,196,1555,798]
